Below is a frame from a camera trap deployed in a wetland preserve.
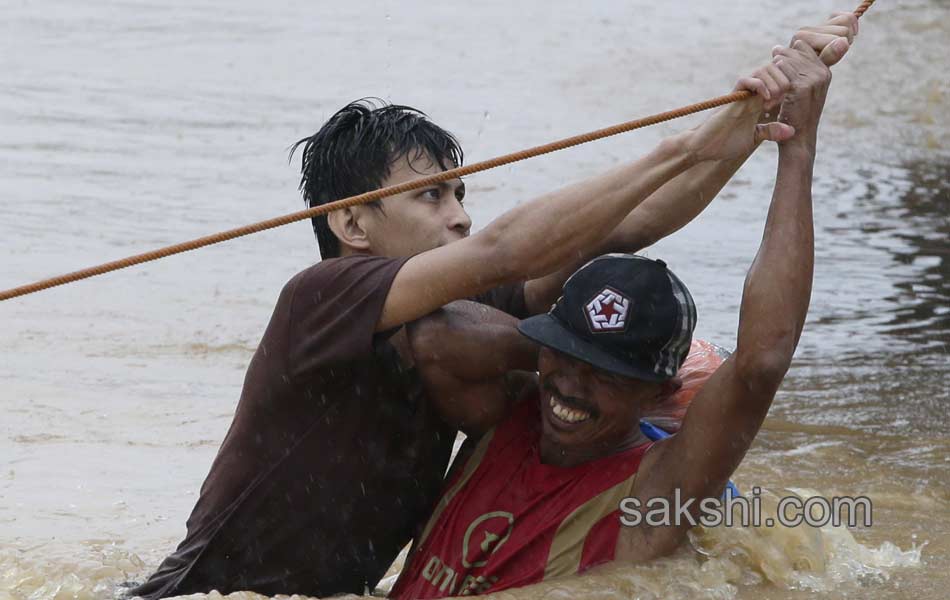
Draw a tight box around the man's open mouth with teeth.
[542,382,599,429]
[548,395,592,424]
[534,348,661,468]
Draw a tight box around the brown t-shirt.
[130,255,528,599]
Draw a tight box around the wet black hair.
[290,98,464,259]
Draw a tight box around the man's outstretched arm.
[619,36,849,561]
[522,13,859,315]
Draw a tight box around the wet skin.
[350,152,472,258]
[537,346,676,468]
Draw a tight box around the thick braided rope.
[854,0,875,17]
[0,1,875,303]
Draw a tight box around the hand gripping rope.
[0,0,876,303]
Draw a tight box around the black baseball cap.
[518,254,696,382]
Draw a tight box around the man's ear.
[327,207,371,253]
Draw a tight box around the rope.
[854,0,876,17]
[0,0,875,303]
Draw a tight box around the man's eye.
[423,188,441,201]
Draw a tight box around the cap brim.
[518,314,668,382]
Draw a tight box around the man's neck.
[539,429,653,468]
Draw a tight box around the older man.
[390,31,846,598]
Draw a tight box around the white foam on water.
[0,488,923,600]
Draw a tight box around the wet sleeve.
[470,281,529,319]
[284,255,409,380]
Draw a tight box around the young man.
[390,34,844,599]
[131,14,856,598]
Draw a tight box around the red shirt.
[390,394,653,599]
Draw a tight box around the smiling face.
[537,346,667,468]
[354,151,472,258]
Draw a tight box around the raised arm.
[619,36,849,560]
[522,13,858,315]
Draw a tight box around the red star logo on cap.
[585,287,630,333]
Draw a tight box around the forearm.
[521,96,774,314]
[485,133,695,281]
[407,301,538,381]
[607,148,758,252]
[522,150,755,314]
[735,143,815,385]
[627,145,817,531]
[607,91,774,252]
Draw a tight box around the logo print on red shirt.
[461,511,514,568]
[585,287,630,333]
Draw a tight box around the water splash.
[0,542,146,600]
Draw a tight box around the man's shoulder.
[274,255,411,376]
[280,255,409,305]
[286,255,404,287]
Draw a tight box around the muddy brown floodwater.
[1,1,947,599]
